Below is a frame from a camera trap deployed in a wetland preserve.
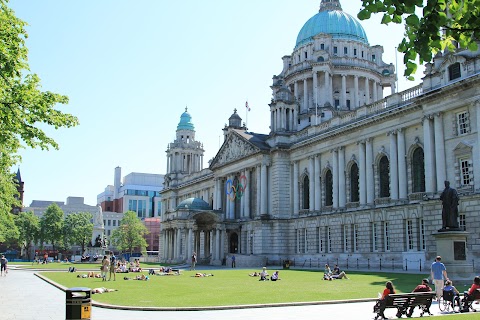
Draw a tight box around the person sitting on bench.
[407,279,432,317]
[377,281,396,320]
[462,276,480,312]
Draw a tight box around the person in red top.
[377,281,396,319]
[466,276,480,296]
[461,276,480,312]
[407,279,432,317]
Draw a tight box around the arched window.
[325,170,333,206]
[303,176,310,209]
[350,163,359,202]
[412,148,425,192]
[379,156,390,198]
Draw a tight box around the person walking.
[0,255,8,276]
[231,255,236,268]
[431,256,448,299]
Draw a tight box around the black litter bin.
[283,260,290,269]
[66,287,91,320]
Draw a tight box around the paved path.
[0,269,470,320]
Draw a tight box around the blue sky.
[11,1,421,206]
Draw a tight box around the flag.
[245,101,251,111]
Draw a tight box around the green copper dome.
[296,1,368,48]
[177,107,195,131]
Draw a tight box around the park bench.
[461,288,480,313]
[374,291,436,319]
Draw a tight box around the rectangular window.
[460,158,472,186]
[353,224,358,252]
[297,229,306,253]
[354,48,357,56]
[107,220,111,227]
[335,99,340,107]
[361,51,364,58]
[420,219,426,250]
[344,47,348,54]
[333,46,338,55]
[406,220,414,250]
[327,226,332,253]
[112,220,116,227]
[457,111,470,135]
[320,43,325,50]
[372,222,378,252]
[459,214,466,231]
[384,222,390,252]
[343,225,349,252]
[305,52,308,59]
[128,199,137,212]
[317,227,323,253]
[449,63,461,81]
[372,54,376,62]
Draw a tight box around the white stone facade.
[159,1,480,270]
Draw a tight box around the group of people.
[376,255,480,318]
[323,264,349,280]
[100,253,117,281]
[249,267,281,281]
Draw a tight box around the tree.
[358,0,480,79]
[64,212,93,254]
[110,211,149,255]
[0,0,79,241]
[39,204,64,254]
[14,211,39,260]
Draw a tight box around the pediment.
[210,132,260,169]
[453,141,473,155]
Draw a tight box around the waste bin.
[66,287,91,320]
[283,260,290,269]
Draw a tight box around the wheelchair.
[439,290,460,313]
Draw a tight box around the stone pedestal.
[432,231,473,285]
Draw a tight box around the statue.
[439,181,460,231]
[94,235,102,247]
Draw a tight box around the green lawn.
[39,269,451,308]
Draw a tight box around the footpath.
[0,268,474,320]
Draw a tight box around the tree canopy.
[64,212,93,254]
[39,204,64,252]
[358,0,480,79]
[14,211,39,260]
[0,0,79,241]
[110,211,149,255]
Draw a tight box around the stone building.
[160,0,480,270]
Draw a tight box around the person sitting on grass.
[323,264,333,280]
[249,271,259,277]
[331,264,349,279]
[271,271,281,281]
[259,267,269,281]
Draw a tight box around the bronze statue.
[439,181,460,231]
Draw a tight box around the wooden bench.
[374,291,436,319]
[461,288,480,313]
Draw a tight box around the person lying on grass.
[92,287,118,294]
[194,273,214,277]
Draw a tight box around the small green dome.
[177,108,195,131]
[176,198,211,210]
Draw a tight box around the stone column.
[373,81,378,102]
[303,78,308,112]
[389,131,399,200]
[313,71,318,110]
[434,113,446,192]
[354,75,359,108]
[293,106,298,130]
[293,161,299,215]
[187,228,193,261]
[476,101,480,191]
[358,141,366,205]
[294,80,298,101]
[364,137,375,201]
[423,115,436,193]
[166,155,170,174]
[314,155,321,211]
[365,77,370,105]
[324,71,329,106]
[240,170,245,218]
[244,169,250,218]
[261,163,268,215]
[176,228,182,260]
[332,149,339,208]
[397,129,407,199]
[341,74,347,109]
[309,156,315,211]
[215,229,221,261]
[338,147,346,207]
[256,166,261,216]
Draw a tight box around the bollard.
[66,287,91,320]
